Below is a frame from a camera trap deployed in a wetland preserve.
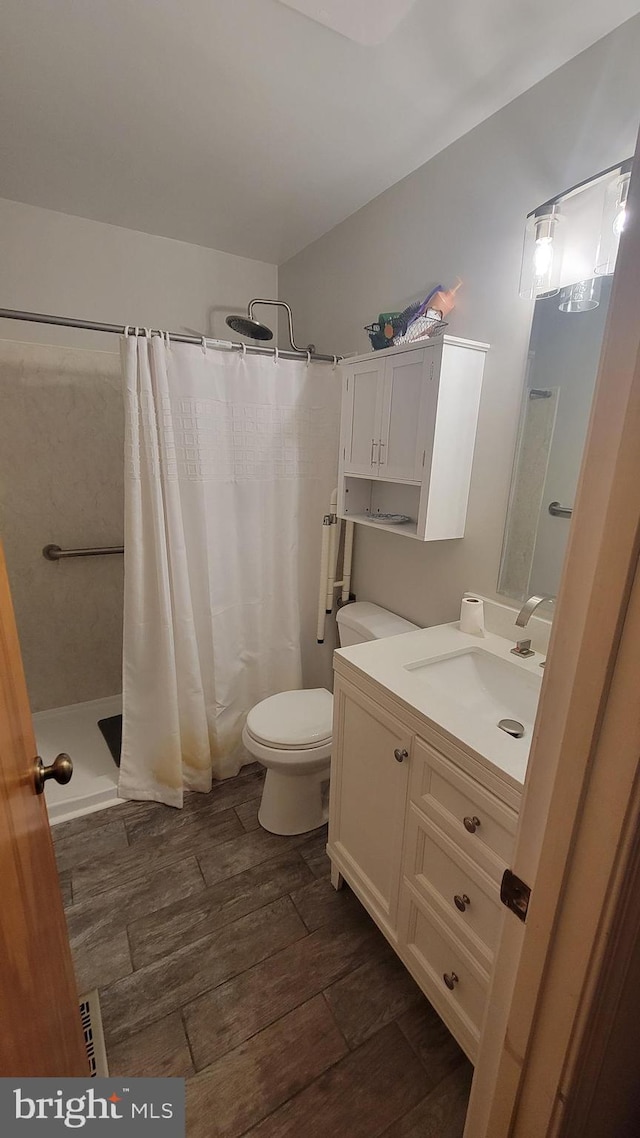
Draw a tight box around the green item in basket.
[378,312,402,340]
[364,311,404,350]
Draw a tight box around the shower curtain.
[119,333,333,807]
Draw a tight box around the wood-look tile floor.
[54,764,472,1137]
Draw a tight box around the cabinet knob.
[394,748,409,763]
[454,893,471,912]
[443,971,459,991]
[463,815,481,834]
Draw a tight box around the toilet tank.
[336,601,419,647]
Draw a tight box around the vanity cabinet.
[327,670,521,1063]
[338,336,488,540]
[328,680,411,939]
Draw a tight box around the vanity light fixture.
[595,161,633,276]
[520,158,633,301]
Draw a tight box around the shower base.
[33,695,122,826]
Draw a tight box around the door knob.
[394,748,409,763]
[454,893,471,912]
[34,753,73,795]
[463,815,481,834]
[443,971,459,990]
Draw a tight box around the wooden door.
[465,130,640,1135]
[327,677,411,938]
[0,541,88,1076]
[341,358,385,476]
[379,348,436,482]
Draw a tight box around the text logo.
[1,1078,185,1135]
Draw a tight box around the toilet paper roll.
[460,596,485,636]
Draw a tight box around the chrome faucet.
[516,594,555,628]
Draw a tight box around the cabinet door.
[379,349,438,482]
[341,359,385,476]
[328,679,411,937]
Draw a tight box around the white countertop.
[335,622,544,789]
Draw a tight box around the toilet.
[242,602,419,835]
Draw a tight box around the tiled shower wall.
[0,339,124,711]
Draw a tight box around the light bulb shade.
[558,277,601,313]
[519,208,564,299]
[595,171,631,276]
[612,203,627,238]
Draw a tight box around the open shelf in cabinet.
[339,477,421,538]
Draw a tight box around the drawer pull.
[394,748,409,763]
[443,971,459,991]
[454,893,471,912]
[463,815,481,834]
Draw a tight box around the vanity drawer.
[399,881,488,1060]
[404,804,503,969]
[410,737,518,880]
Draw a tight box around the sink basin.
[404,648,541,738]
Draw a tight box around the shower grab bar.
[548,502,573,519]
[43,543,124,561]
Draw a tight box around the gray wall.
[279,18,640,630]
[0,201,277,710]
[0,197,277,351]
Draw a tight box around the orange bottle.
[429,279,462,319]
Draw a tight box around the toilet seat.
[245,688,333,749]
[242,724,332,768]
[244,727,330,754]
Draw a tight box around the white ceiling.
[277,0,420,45]
[1,0,639,265]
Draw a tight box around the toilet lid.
[246,688,333,748]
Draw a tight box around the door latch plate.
[500,868,531,922]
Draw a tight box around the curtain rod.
[0,307,340,364]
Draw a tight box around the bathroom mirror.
[498,273,613,600]
[498,157,632,602]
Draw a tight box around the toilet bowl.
[243,603,419,835]
[243,688,333,836]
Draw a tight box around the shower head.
[225,313,274,341]
[226,299,314,354]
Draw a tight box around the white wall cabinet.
[327,667,521,1063]
[338,336,488,540]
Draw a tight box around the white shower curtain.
[119,333,333,807]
